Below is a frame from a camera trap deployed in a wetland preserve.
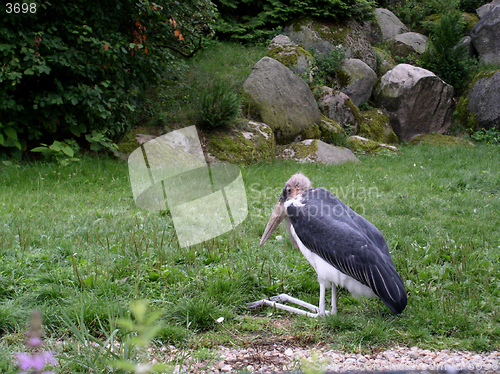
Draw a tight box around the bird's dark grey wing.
[287,188,407,314]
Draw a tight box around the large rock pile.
[202,1,500,165]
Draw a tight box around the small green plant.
[307,46,346,87]
[358,101,373,111]
[111,300,168,373]
[471,128,500,144]
[197,81,241,130]
[322,131,348,147]
[85,130,119,156]
[30,139,80,166]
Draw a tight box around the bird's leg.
[331,286,337,315]
[269,294,319,312]
[247,298,319,317]
[318,283,326,316]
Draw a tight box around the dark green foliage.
[0,0,216,158]
[390,1,436,31]
[306,46,347,87]
[419,9,477,94]
[391,0,489,31]
[213,0,376,42]
[471,128,500,144]
[459,0,490,13]
[197,81,241,129]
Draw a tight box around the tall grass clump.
[419,1,477,94]
[196,81,242,130]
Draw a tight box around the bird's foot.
[248,294,323,317]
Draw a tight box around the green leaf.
[50,141,63,152]
[71,97,78,105]
[30,146,48,153]
[90,143,102,151]
[4,127,17,140]
[0,134,4,145]
[61,146,74,157]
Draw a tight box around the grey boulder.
[314,86,361,134]
[391,32,428,58]
[339,59,377,106]
[471,4,500,65]
[242,57,321,144]
[374,8,409,41]
[280,139,359,164]
[373,64,454,141]
[466,70,500,130]
[476,0,500,18]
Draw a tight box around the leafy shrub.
[358,101,373,111]
[390,0,436,31]
[213,0,376,42]
[471,128,500,144]
[0,0,216,159]
[419,8,477,94]
[197,81,241,130]
[306,46,346,87]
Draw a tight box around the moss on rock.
[359,109,398,144]
[347,135,399,154]
[279,139,319,161]
[267,45,313,74]
[117,127,159,155]
[456,70,500,133]
[206,121,276,164]
[409,134,475,146]
[373,47,395,77]
[300,124,322,140]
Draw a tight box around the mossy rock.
[206,121,276,165]
[284,18,377,71]
[409,134,475,146]
[456,69,500,133]
[319,115,344,137]
[347,135,399,154]
[359,109,398,144]
[279,139,359,164]
[117,127,162,159]
[373,47,395,77]
[300,124,322,140]
[267,45,313,76]
[278,139,319,162]
[319,115,347,146]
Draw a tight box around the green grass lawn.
[0,144,500,372]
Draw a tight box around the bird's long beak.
[259,200,286,247]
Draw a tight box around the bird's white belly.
[289,224,375,299]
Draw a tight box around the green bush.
[213,0,376,42]
[305,46,346,87]
[419,8,477,94]
[471,128,500,144]
[197,81,241,130]
[0,0,216,159]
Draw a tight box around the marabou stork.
[248,173,407,317]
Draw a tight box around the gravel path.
[155,344,500,373]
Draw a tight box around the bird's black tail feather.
[368,264,407,314]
